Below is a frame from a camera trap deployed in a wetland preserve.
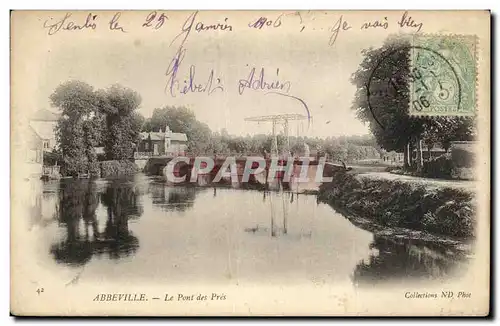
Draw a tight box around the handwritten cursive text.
[397,11,423,32]
[329,15,352,47]
[361,17,389,30]
[248,14,283,29]
[165,47,224,97]
[170,11,232,48]
[238,68,291,95]
[43,12,97,36]
[109,13,127,33]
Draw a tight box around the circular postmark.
[367,45,462,129]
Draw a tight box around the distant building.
[27,109,61,178]
[412,145,447,160]
[94,146,106,161]
[29,109,60,152]
[136,125,188,158]
[25,125,44,177]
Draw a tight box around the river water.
[26,174,470,287]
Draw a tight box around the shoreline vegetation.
[318,169,476,240]
[100,161,140,178]
[47,34,478,240]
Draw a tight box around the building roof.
[170,132,188,142]
[28,125,42,141]
[139,131,188,142]
[31,109,60,122]
[29,121,56,140]
[140,132,164,141]
[140,132,163,141]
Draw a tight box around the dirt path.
[358,171,476,191]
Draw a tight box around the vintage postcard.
[10,10,490,316]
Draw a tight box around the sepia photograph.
[10,10,490,316]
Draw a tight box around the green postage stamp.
[409,34,477,116]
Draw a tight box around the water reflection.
[50,179,143,266]
[30,176,471,284]
[149,180,197,212]
[242,191,315,239]
[50,180,97,266]
[98,179,142,259]
[352,236,468,286]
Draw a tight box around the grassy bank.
[318,171,476,238]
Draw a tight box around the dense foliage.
[51,81,103,177]
[51,81,143,176]
[318,171,475,238]
[143,106,212,155]
[100,160,140,178]
[99,85,142,160]
[350,35,476,169]
[142,106,383,162]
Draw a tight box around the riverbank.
[100,160,139,178]
[318,170,476,239]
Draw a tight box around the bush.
[100,160,139,178]
[421,155,454,179]
[318,170,476,238]
[421,194,475,237]
[451,147,475,168]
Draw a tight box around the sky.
[15,10,473,138]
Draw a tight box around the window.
[145,142,149,150]
[43,140,49,149]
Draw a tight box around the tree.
[351,36,422,168]
[143,106,212,155]
[351,36,477,169]
[187,121,212,155]
[227,137,250,155]
[145,106,192,132]
[207,131,230,155]
[51,80,102,176]
[328,144,348,163]
[290,141,305,157]
[131,112,146,136]
[100,85,142,160]
[422,116,476,153]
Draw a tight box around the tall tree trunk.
[403,142,410,168]
[408,141,415,168]
[416,137,423,172]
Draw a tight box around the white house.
[29,109,60,152]
[136,125,188,157]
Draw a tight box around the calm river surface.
[27,174,470,286]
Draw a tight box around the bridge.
[138,155,347,187]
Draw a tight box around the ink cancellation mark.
[366,35,476,128]
[409,34,477,117]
